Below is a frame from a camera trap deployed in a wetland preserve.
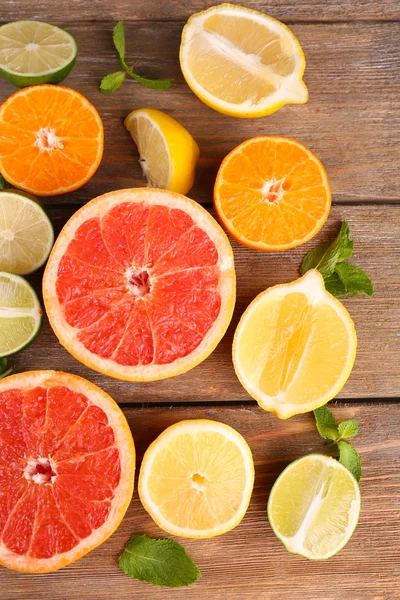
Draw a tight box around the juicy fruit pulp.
[0,190,54,275]
[43,189,235,381]
[268,454,361,560]
[233,270,357,418]
[214,136,331,251]
[0,20,77,88]
[0,271,41,357]
[138,419,255,538]
[0,371,135,573]
[125,108,200,195]
[0,85,103,196]
[180,3,308,118]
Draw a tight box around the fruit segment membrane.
[0,385,120,559]
[56,202,222,366]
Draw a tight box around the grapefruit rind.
[232,270,357,418]
[0,370,135,573]
[138,419,255,538]
[43,188,236,381]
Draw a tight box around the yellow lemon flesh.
[138,419,254,538]
[268,454,361,560]
[124,108,199,195]
[233,270,357,418]
[180,3,308,118]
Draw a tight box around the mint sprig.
[314,405,361,482]
[100,21,172,93]
[119,534,201,588]
[301,221,373,297]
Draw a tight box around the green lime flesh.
[0,271,42,357]
[0,20,77,88]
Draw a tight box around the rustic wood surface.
[1,404,399,600]
[0,0,399,599]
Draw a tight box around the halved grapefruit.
[0,371,135,573]
[43,188,236,381]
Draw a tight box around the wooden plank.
[13,204,400,403]
[0,403,398,600]
[3,0,400,22]
[0,22,399,204]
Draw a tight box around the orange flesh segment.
[55,202,222,366]
[0,86,103,195]
[0,386,120,559]
[215,137,330,250]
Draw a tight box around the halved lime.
[0,190,54,275]
[0,272,42,357]
[0,20,77,88]
[267,454,361,560]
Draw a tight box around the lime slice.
[0,190,54,275]
[0,20,77,88]
[0,272,41,357]
[267,454,361,560]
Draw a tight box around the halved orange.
[214,136,331,251]
[43,188,236,381]
[0,371,135,573]
[0,85,103,196]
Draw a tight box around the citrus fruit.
[0,370,135,573]
[0,189,54,275]
[125,108,199,195]
[214,136,331,251]
[0,85,104,196]
[0,271,42,357]
[138,419,254,538]
[0,20,77,88]
[180,3,308,118]
[268,454,361,560]
[43,188,235,381]
[233,269,357,418]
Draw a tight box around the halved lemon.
[233,269,357,418]
[180,3,308,118]
[124,108,199,195]
[268,454,361,560]
[138,419,254,538]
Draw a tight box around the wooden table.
[1,1,400,598]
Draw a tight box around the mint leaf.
[338,440,362,482]
[324,271,347,296]
[100,71,125,93]
[113,21,125,63]
[119,534,201,588]
[313,405,339,441]
[338,419,359,439]
[0,174,13,189]
[301,222,353,278]
[335,263,373,297]
[0,358,12,380]
[100,21,172,93]
[124,64,172,90]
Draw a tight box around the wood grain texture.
[3,0,400,22]
[12,204,400,403]
[0,403,398,600]
[0,21,399,204]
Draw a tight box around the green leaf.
[100,71,125,93]
[313,405,339,441]
[0,358,12,380]
[338,440,362,482]
[119,534,201,588]
[0,174,13,189]
[113,21,125,63]
[335,263,374,297]
[301,222,353,278]
[124,64,172,90]
[323,271,348,297]
[338,419,359,439]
